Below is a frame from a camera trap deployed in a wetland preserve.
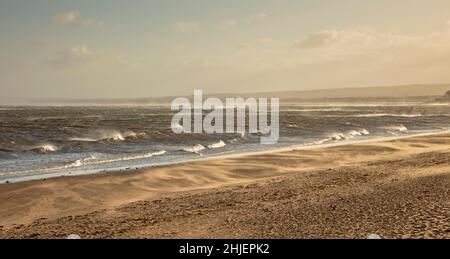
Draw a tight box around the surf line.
[171,89,279,144]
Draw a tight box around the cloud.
[218,19,237,31]
[247,13,268,23]
[238,37,275,51]
[46,45,92,68]
[291,29,418,50]
[173,21,200,33]
[293,30,340,49]
[53,11,80,25]
[283,28,450,85]
[52,11,103,29]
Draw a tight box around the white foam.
[208,140,226,149]
[65,155,97,168]
[328,129,370,141]
[123,131,146,139]
[69,137,98,142]
[182,144,206,154]
[95,150,167,163]
[172,124,184,132]
[4,150,168,175]
[69,129,131,142]
[381,125,408,132]
[31,144,58,153]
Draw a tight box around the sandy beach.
[0,133,449,239]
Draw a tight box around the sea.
[0,102,449,183]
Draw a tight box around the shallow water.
[0,102,449,182]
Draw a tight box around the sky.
[1,0,450,102]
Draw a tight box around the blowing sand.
[0,134,449,239]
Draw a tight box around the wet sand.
[0,134,449,239]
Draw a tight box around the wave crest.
[30,144,58,153]
[208,140,226,149]
[328,129,370,141]
[69,129,146,142]
[381,125,408,132]
[182,144,206,154]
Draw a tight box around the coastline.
[3,129,450,184]
[1,133,449,238]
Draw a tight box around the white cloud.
[218,19,237,31]
[53,11,80,25]
[52,11,103,29]
[292,30,340,49]
[70,45,91,57]
[173,21,200,33]
[46,45,92,68]
[247,13,268,23]
[238,37,275,51]
[291,29,427,50]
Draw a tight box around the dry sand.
[0,134,449,239]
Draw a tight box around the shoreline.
[3,129,450,185]
[1,132,449,238]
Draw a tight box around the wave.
[328,133,347,141]
[328,129,370,141]
[88,150,167,164]
[69,130,124,142]
[297,129,371,147]
[354,113,422,118]
[7,150,168,175]
[381,125,408,132]
[349,129,370,136]
[208,140,226,149]
[248,129,271,138]
[68,137,98,142]
[182,144,206,154]
[30,144,58,153]
[65,155,97,168]
[287,124,301,128]
[69,129,146,142]
[310,138,331,145]
[172,123,185,132]
[229,138,239,144]
[294,137,334,149]
[123,131,146,139]
[230,132,248,143]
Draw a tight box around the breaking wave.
[182,144,206,154]
[381,125,408,132]
[8,150,168,174]
[69,129,146,142]
[208,140,226,149]
[64,155,97,168]
[30,144,58,153]
[328,129,370,141]
[87,150,167,165]
[123,131,146,139]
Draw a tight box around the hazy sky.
[2,0,450,102]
